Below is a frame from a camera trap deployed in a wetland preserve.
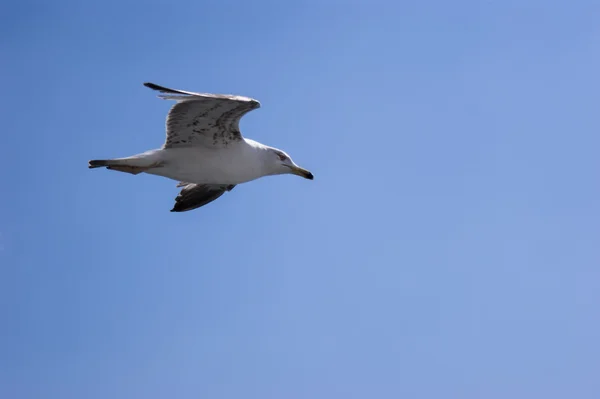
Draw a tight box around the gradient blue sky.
[1,1,599,398]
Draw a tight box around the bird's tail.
[88,157,162,175]
[88,159,113,168]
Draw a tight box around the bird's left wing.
[170,183,236,212]
[144,82,260,149]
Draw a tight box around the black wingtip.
[143,82,163,91]
[170,203,185,212]
[143,82,188,96]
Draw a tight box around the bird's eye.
[277,152,287,161]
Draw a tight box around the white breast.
[146,141,267,185]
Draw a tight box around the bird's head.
[266,148,313,180]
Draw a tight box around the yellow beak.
[289,165,314,180]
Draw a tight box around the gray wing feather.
[171,183,236,212]
[144,82,260,149]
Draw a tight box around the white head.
[264,147,314,180]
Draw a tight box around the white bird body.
[89,82,313,212]
[124,139,271,185]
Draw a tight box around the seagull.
[89,82,313,212]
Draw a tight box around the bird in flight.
[89,82,313,212]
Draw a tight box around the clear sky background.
[1,1,599,398]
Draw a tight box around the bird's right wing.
[144,82,260,149]
[170,183,236,212]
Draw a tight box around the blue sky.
[1,1,599,398]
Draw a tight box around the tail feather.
[88,159,129,169]
[88,160,111,169]
[88,157,163,175]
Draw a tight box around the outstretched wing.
[170,183,236,212]
[144,82,260,149]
